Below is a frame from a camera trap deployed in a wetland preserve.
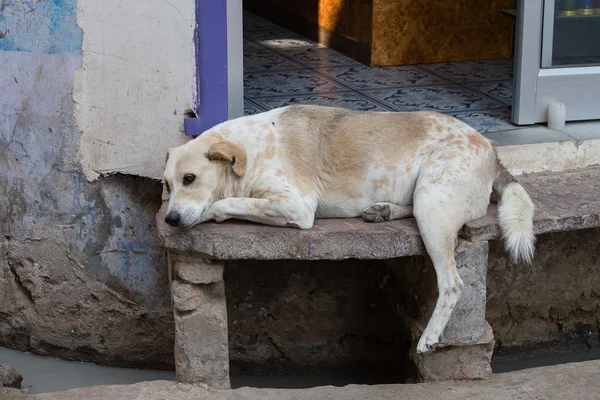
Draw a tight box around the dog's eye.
[183,174,196,185]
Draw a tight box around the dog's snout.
[165,211,181,227]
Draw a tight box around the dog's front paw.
[213,215,227,223]
[362,203,391,223]
[196,206,217,224]
[416,330,441,355]
[202,205,227,224]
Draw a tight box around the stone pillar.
[169,253,230,388]
[387,241,494,381]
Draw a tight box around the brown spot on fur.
[373,175,391,190]
[467,134,489,150]
[264,131,277,160]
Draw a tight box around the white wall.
[74,0,196,180]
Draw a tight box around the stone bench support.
[387,241,493,380]
[169,253,230,388]
[163,236,494,384]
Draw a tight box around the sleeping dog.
[163,105,535,354]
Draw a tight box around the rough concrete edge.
[73,1,196,182]
[72,0,98,182]
[497,138,600,176]
[7,358,600,399]
[462,212,600,244]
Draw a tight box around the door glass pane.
[548,0,600,67]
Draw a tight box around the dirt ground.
[3,359,600,400]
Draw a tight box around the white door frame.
[513,0,600,125]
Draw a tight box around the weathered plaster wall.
[0,0,174,368]
[74,0,195,180]
[487,228,600,350]
[225,259,413,375]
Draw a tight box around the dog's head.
[163,136,246,229]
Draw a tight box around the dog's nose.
[165,211,181,227]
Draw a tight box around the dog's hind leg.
[362,202,413,222]
[412,153,493,354]
[412,175,477,353]
[413,203,464,354]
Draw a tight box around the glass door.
[542,0,600,68]
[513,0,600,124]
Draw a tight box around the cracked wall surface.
[487,228,600,351]
[0,0,174,369]
[224,259,414,375]
[74,0,194,180]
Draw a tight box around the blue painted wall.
[0,0,173,368]
[0,0,82,53]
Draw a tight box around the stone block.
[388,241,491,346]
[462,166,600,243]
[442,241,490,346]
[0,363,23,389]
[171,280,219,312]
[171,279,230,388]
[154,166,600,383]
[384,241,493,380]
[412,341,494,381]
[172,254,224,284]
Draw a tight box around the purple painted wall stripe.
[184,0,229,136]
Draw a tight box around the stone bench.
[156,166,600,388]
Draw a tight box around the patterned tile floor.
[242,11,520,135]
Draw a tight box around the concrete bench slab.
[463,166,600,242]
[158,214,426,260]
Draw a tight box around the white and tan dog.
[163,105,535,354]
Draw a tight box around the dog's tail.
[493,163,535,264]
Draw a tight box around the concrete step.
[463,165,600,242]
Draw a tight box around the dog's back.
[269,105,496,219]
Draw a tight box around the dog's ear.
[165,148,172,166]
[207,141,246,177]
